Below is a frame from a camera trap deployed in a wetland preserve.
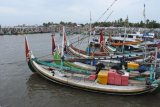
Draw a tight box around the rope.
[69,35,90,46]
[104,10,114,22]
[37,54,52,59]
[74,35,84,47]
[96,0,118,22]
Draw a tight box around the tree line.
[43,18,160,28]
[93,18,160,28]
[43,21,78,27]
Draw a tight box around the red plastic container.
[109,69,117,72]
[108,70,116,78]
[121,72,129,86]
[114,73,121,85]
[121,80,128,86]
[108,70,116,84]
[89,74,96,81]
[108,78,115,85]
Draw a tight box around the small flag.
[100,30,104,46]
[100,30,104,52]
[52,33,56,54]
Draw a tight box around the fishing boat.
[66,37,152,66]
[66,31,111,58]
[66,31,146,59]
[67,29,159,67]
[53,27,155,73]
[108,31,158,52]
[25,28,160,95]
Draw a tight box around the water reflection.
[1,33,160,107]
[26,73,160,107]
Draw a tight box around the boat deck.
[33,61,148,93]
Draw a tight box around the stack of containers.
[108,69,129,86]
[108,69,116,85]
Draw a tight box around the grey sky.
[0,0,159,26]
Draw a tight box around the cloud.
[0,0,159,26]
[0,6,18,14]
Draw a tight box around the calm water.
[0,33,160,107]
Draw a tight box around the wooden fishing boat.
[111,41,141,46]
[67,43,146,61]
[66,37,155,63]
[66,32,148,61]
[25,36,160,95]
[67,44,108,57]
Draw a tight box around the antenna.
[143,4,147,59]
[89,11,92,36]
[143,4,146,25]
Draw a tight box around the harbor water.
[0,33,160,107]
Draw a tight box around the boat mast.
[144,4,147,60]
[61,26,65,67]
[88,11,92,44]
[122,26,126,53]
[154,47,158,80]
[143,4,146,28]
[89,11,92,36]
[122,16,128,53]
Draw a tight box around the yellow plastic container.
[127,62,139,70]
[98,70,108,85]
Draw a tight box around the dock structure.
[0,25,57,35]
[0,24,160,37]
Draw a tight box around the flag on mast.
[25,36,29,62]
[100,30,104,52]
[100,30,104,46]
[64,31,67,46]
[52,33,56,54]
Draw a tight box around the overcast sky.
[0,0,159,26]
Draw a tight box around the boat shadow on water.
[26,73,160,97]
[26,73,96,96]
[26,74,160,107]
